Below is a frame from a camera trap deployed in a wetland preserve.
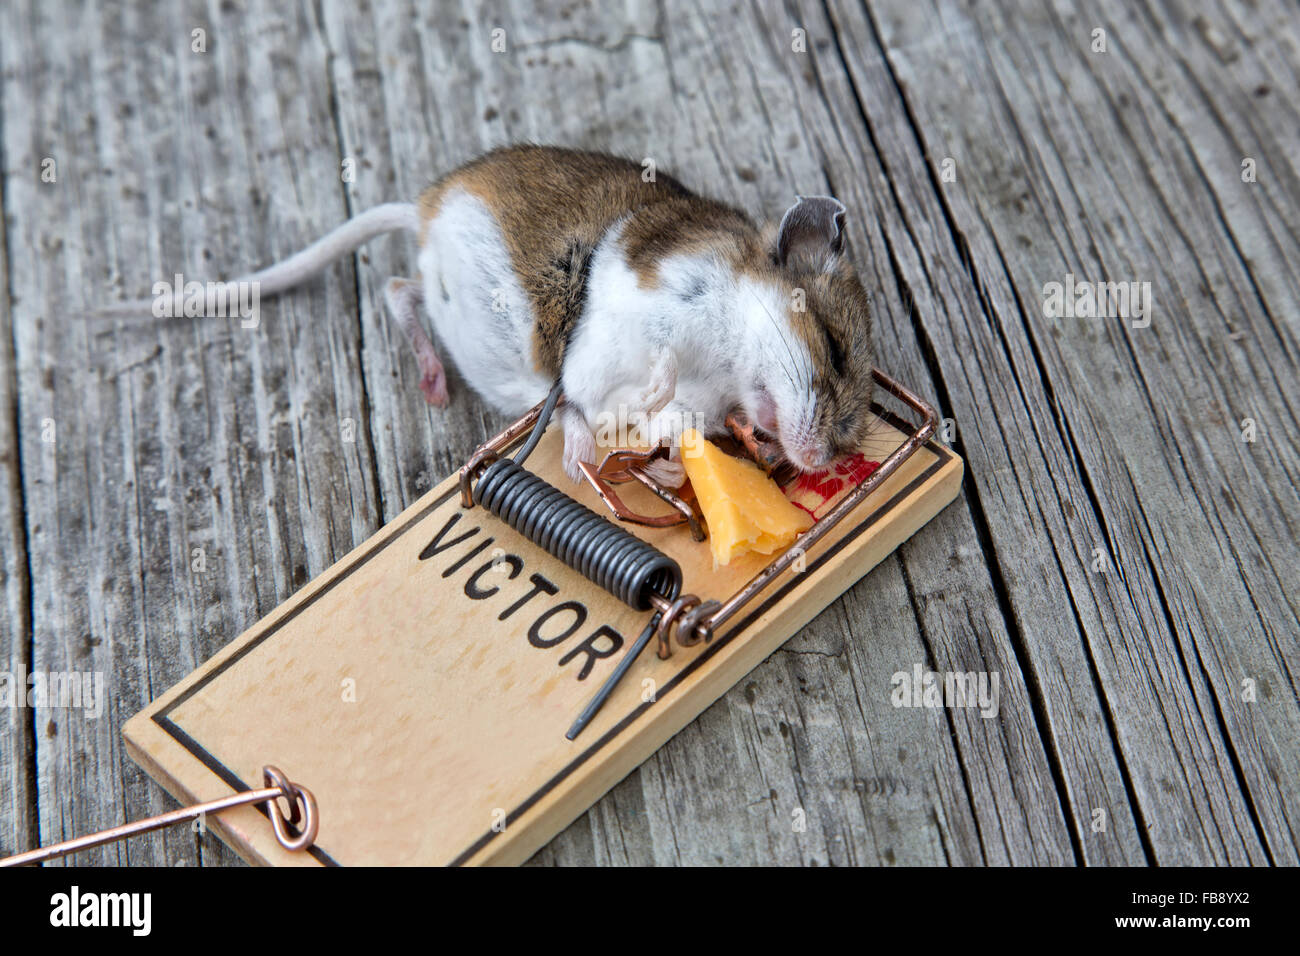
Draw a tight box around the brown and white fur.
[107,145,877,486]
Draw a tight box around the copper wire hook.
[0,765,319,866]
[263,765,319,852]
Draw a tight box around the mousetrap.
[123,369,962,866]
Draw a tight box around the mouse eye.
[821,325,847,376]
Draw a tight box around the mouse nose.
[811,449,835,469]
[790,442,834,471]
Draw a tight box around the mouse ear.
[774,195,847,273]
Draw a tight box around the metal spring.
[472,457,682,612]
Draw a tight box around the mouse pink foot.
[384,276,449,408]
[418,354,449,407]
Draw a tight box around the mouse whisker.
[746,284,804,395]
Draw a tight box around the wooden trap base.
[124,415,962,866]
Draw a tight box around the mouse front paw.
[562,422,598,485]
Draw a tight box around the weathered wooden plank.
[783,0,1156,863]
[1061,0,1300,859]
[0,96,38,857]
[6,0,1292,868]
[316,0,516,515]
[0,0,382,864]
[828,0,1298,862]
[322,0,1069,864]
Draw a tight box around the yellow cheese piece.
[680,429,813,567]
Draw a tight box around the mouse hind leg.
[384,277,448,407]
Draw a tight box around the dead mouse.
[105,145,876,487]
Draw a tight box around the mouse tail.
[92,202,419,317]
[233,202,419,297]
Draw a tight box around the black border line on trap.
[150,405,953,867]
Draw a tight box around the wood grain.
[0,103,37,858]
[0,0,1295,865]
[854,0,1298,863]
[0,0,383,865]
